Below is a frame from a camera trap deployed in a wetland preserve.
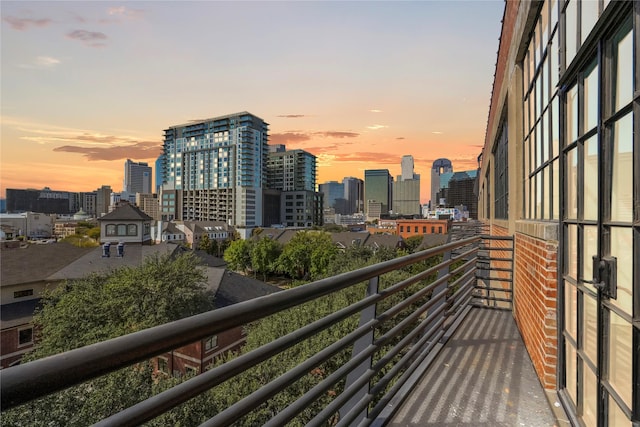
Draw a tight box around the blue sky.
[1,1,504,202]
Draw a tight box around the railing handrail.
[1,235,481,410]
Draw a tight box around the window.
[106,224,116,236]
[399,226,404,232]
[18,328,33,346]
[14,289,33,299]
[423,226,427,233]
[439,227,443,233]
[127,224,137,236]
[157,357,168,374]
[205,335,218,351]
[431,226,435,233]
[117,224,127,235]
[494,119,509,219]
[522,2,560,220]
[185,365,198,376]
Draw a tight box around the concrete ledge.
[515,219,559,241]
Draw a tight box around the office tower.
[95,185,112,218]
[430,158,453,208]
[6,188,75,215]
[266,148,321,227]
[364,169,392,219]
[441,170,478,218]
[393,155,421,216]
[319,181,345,210]
[162,112,269,228]
[124,159,152,194]
[342,177,364,215]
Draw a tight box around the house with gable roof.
[98,202,153,245]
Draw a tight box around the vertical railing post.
[339,275,379,423]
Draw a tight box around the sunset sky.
[1,1,504,204]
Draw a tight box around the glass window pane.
[613,20,632,112]
[584,61,598,133]
[582,364,598,427]
[543,166,550,219]
[608,310,633,407]
[611,113,633,223]
[609,395,631,426]
[582,226,598,290]
[567,224,578,279]
[609,227,633,314]
[580,0,598,44]
[542,109,549,163]
[536,122,543,168]
[566,341,577,404]
[542,56,549,107]
[540,0,549,47]
[565,283,577,339]
[583,136,598,221]
[566,148,578,219]
[565,0,577,66]
[524,94,530,133]
[551,33,559,89]
[551,96,559,158]
[582,292,598,364]
[567,85,578,143]
[550,0,558,29]
[536,174,542,218]
[553,159,559,219]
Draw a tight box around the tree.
[250,237,281,281]
[3,252,214,426]
[223,238,252,273]
[276,231,337,280]
[404,235,424,253]
[198,234,218,256]
[86,227,101,240]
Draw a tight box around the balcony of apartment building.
[1,222,566,426]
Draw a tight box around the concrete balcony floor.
[386,307,560,427]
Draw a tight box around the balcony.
[0,223,559,426]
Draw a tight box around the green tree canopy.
[276,231,338,280]
[250,237,282,280]
[223,238,253,273]
[4,251,214,426]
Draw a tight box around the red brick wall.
[514,232,558,389]
[1,326,34,368]
[396,220,449,239]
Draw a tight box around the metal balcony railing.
[1,224,513,426]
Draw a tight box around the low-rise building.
[98,202,153,245]
[395,219,450,239]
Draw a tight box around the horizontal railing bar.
[201,317,379,427]
[308,300,449,427]
[477,277,513,282]
[445,277,476,315]
[478,246,514,251]
[96,291,378,427]
[480,235,514,241]
[472,296,513,303]
[476,267,513,273]
[1,235,480,410]
[474,286,513,292]
[477,256,514,262]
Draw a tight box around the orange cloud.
[53,141,161,161]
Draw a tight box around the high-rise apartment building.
[123,159,152,194]
[95,185,112,218]
[393,155,421,216]
[161,112,268,229]
[266,148,321,228]
[155,154,165,194]
[364,169,392,220]
[430,158,453,208]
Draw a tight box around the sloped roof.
[330,231,370,248]
[416,234,450,251]
[194,250,227,268]
[162,222,183,235]
[250,228,286,242]
[0,242,94,287]
[46,242,184,281]
[214,271,281,308]
[98,203,153,221]
[365,234,403,249]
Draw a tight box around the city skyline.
[1,1,504,203]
